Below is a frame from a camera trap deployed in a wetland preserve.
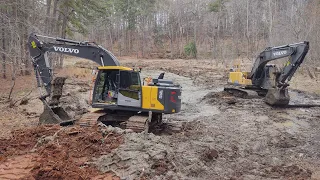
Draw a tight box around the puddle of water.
[289,90,320,105]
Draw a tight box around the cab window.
[131,72,140,86]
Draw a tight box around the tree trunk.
[1,10,6,79]
[170,36,173,59]
[52,0,59,35]
[59,6,69,68]
[18,0,30,75]
[193,20,197,59]
[45,0,52,34]
[108,27,113,52]
[268,0,273,45]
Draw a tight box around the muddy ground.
[1,58,320,179]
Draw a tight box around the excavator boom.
[28,33,120,95]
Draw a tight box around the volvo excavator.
[27,33,182,132]
[225,41,309,106]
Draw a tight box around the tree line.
[1,0,320,79]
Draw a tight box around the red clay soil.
[0,125,61,158]
[0,125,122,180]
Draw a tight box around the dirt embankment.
[0,125,123,180]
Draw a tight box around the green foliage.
[59,0,107,36]
[114,0,157,30]
[184,42,197,58]
[153,26,165,48]
[56,0,158,36]
[209,0,225,12]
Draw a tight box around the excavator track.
[77,112,107,127]
[126,115,149,133]
[77,112,149,133]
[224,86,259,99]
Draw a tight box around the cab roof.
[98,66,133,71]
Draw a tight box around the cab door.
[117,70,142,108]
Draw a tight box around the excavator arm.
[249,41,309,89]
[28,33,120,95]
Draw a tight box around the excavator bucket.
[38,77,75,126]
[39,104,75,126]
[264,88,290,106]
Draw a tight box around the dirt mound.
[94,133,177,179]
[0,125,61,158]
[0,125,123,180]
[202,91,237,105]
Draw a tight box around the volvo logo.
[273,50,287,57]
[53,46,79,54]
[159,90,163,99]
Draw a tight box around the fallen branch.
[8,70,16,100]
[9,89,33,108]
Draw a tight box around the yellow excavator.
[225,42,309,106]
[27,33,182,132]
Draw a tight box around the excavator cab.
[92,67,142,108]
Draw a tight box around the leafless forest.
[1,0,320,78]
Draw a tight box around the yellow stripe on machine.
[88,108,104,113]
[98,66,133,71]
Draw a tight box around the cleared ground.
[1,58,320,179]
